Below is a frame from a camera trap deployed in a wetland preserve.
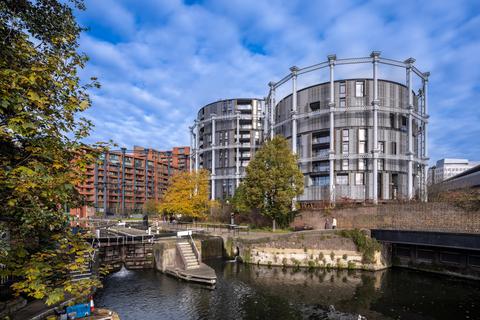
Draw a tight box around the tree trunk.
[272,218,276,232]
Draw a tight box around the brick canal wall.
[293,202,480,233]
[226,230,390,271]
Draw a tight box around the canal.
[95,260,480,319]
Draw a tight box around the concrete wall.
[227,230,390,271]
[152,241,177,272]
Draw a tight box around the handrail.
[189,234,201,263]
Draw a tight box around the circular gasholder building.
[191,52,429,204]
[190,98,265,200]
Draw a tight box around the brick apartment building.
[72,146,190,218]
[158,146,190,172]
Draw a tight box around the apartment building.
[191,52,430,203]
[73,146,182,217]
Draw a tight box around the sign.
[177,230,192,237]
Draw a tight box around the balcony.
[312,136,330,145]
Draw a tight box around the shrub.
[337,229,381,264]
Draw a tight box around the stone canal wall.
[226,230,390,271]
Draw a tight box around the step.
[186,265,200,270]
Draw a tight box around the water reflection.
[95,260,480,320]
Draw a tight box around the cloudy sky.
[75,0,480,164]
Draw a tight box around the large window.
[355,81,365,97]
[312,175,329,186]
[336,173,348,185]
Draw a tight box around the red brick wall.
[293,202,480,233]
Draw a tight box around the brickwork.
[293,202,480,233]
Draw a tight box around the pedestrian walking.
[332,217,337,230]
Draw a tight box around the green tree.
[158,169,217,219]
[241,136,304,230]
[0,0,105,305]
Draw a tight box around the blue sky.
[75,0,480,164]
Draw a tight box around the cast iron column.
[328,54,336,204]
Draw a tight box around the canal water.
[95,260,480,320]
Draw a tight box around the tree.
[158,169,216,219]
[241,136,304,230]
[143,199,160,216]
[0,0,105,305]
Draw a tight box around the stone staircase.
[177,241,200,270]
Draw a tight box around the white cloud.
[77,0,480,163]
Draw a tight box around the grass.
[249,226,293,233]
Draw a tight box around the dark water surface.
[95,261,480,320]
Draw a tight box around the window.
[339,82,346,95]
[336,174,348,185]
[401,116,407,130]
[312,175,329,186]
[342,129,349,155]
[355,81,365,97]
[358,159,366,171]
[379,141,385,153]
[378,159,384,171]
[391,142,397,155]
[355,172,364,185]
[358,128,367,154]
[342,159,349,171]
[358,128,366,141]
[339,98,346,108]
[310,101,320,111]
[390,113,395,128]
[358,141,366,154]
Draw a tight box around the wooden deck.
[165,263,217,286]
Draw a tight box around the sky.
[75,0,480,164]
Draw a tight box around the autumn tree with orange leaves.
[158,169,217,219]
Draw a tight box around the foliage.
[143,199,160,216]
[0,0,105,305]
[230,183,250,215]
[429,188,480,212]
[240,136,304,230]
[158,169,217,219]
[337,229,381,264]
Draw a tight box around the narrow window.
[342,159,349,171]
[355,81,365,97]
[379,141,385,153]
[391,142,397,155]
[355,172,364,185]
[339,98,346,108]
[339,82,346,94]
